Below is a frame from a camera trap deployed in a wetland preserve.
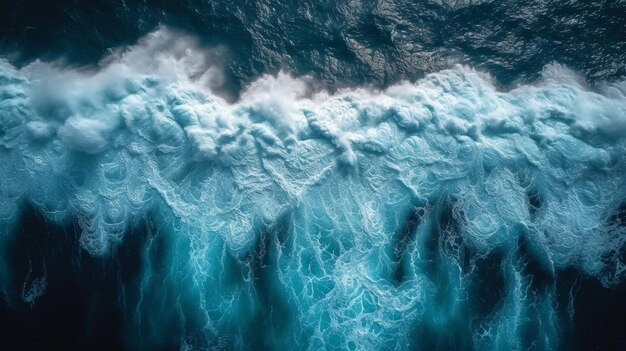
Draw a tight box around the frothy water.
[1,30,625,350]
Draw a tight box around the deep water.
[1,0,625,97]
[1,1,626,350]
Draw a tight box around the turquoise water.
[0,2,625,350]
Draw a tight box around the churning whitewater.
[1,30,625,350]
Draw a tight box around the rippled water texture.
[1,0,625,95]
[1,29,625,349]
[1,1,625,350]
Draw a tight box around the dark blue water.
[2,1,625,92]
[0,1,625,350]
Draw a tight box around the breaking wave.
[1,29,625,350]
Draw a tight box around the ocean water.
[0,1,625,350]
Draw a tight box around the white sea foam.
[1,28,625,350]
